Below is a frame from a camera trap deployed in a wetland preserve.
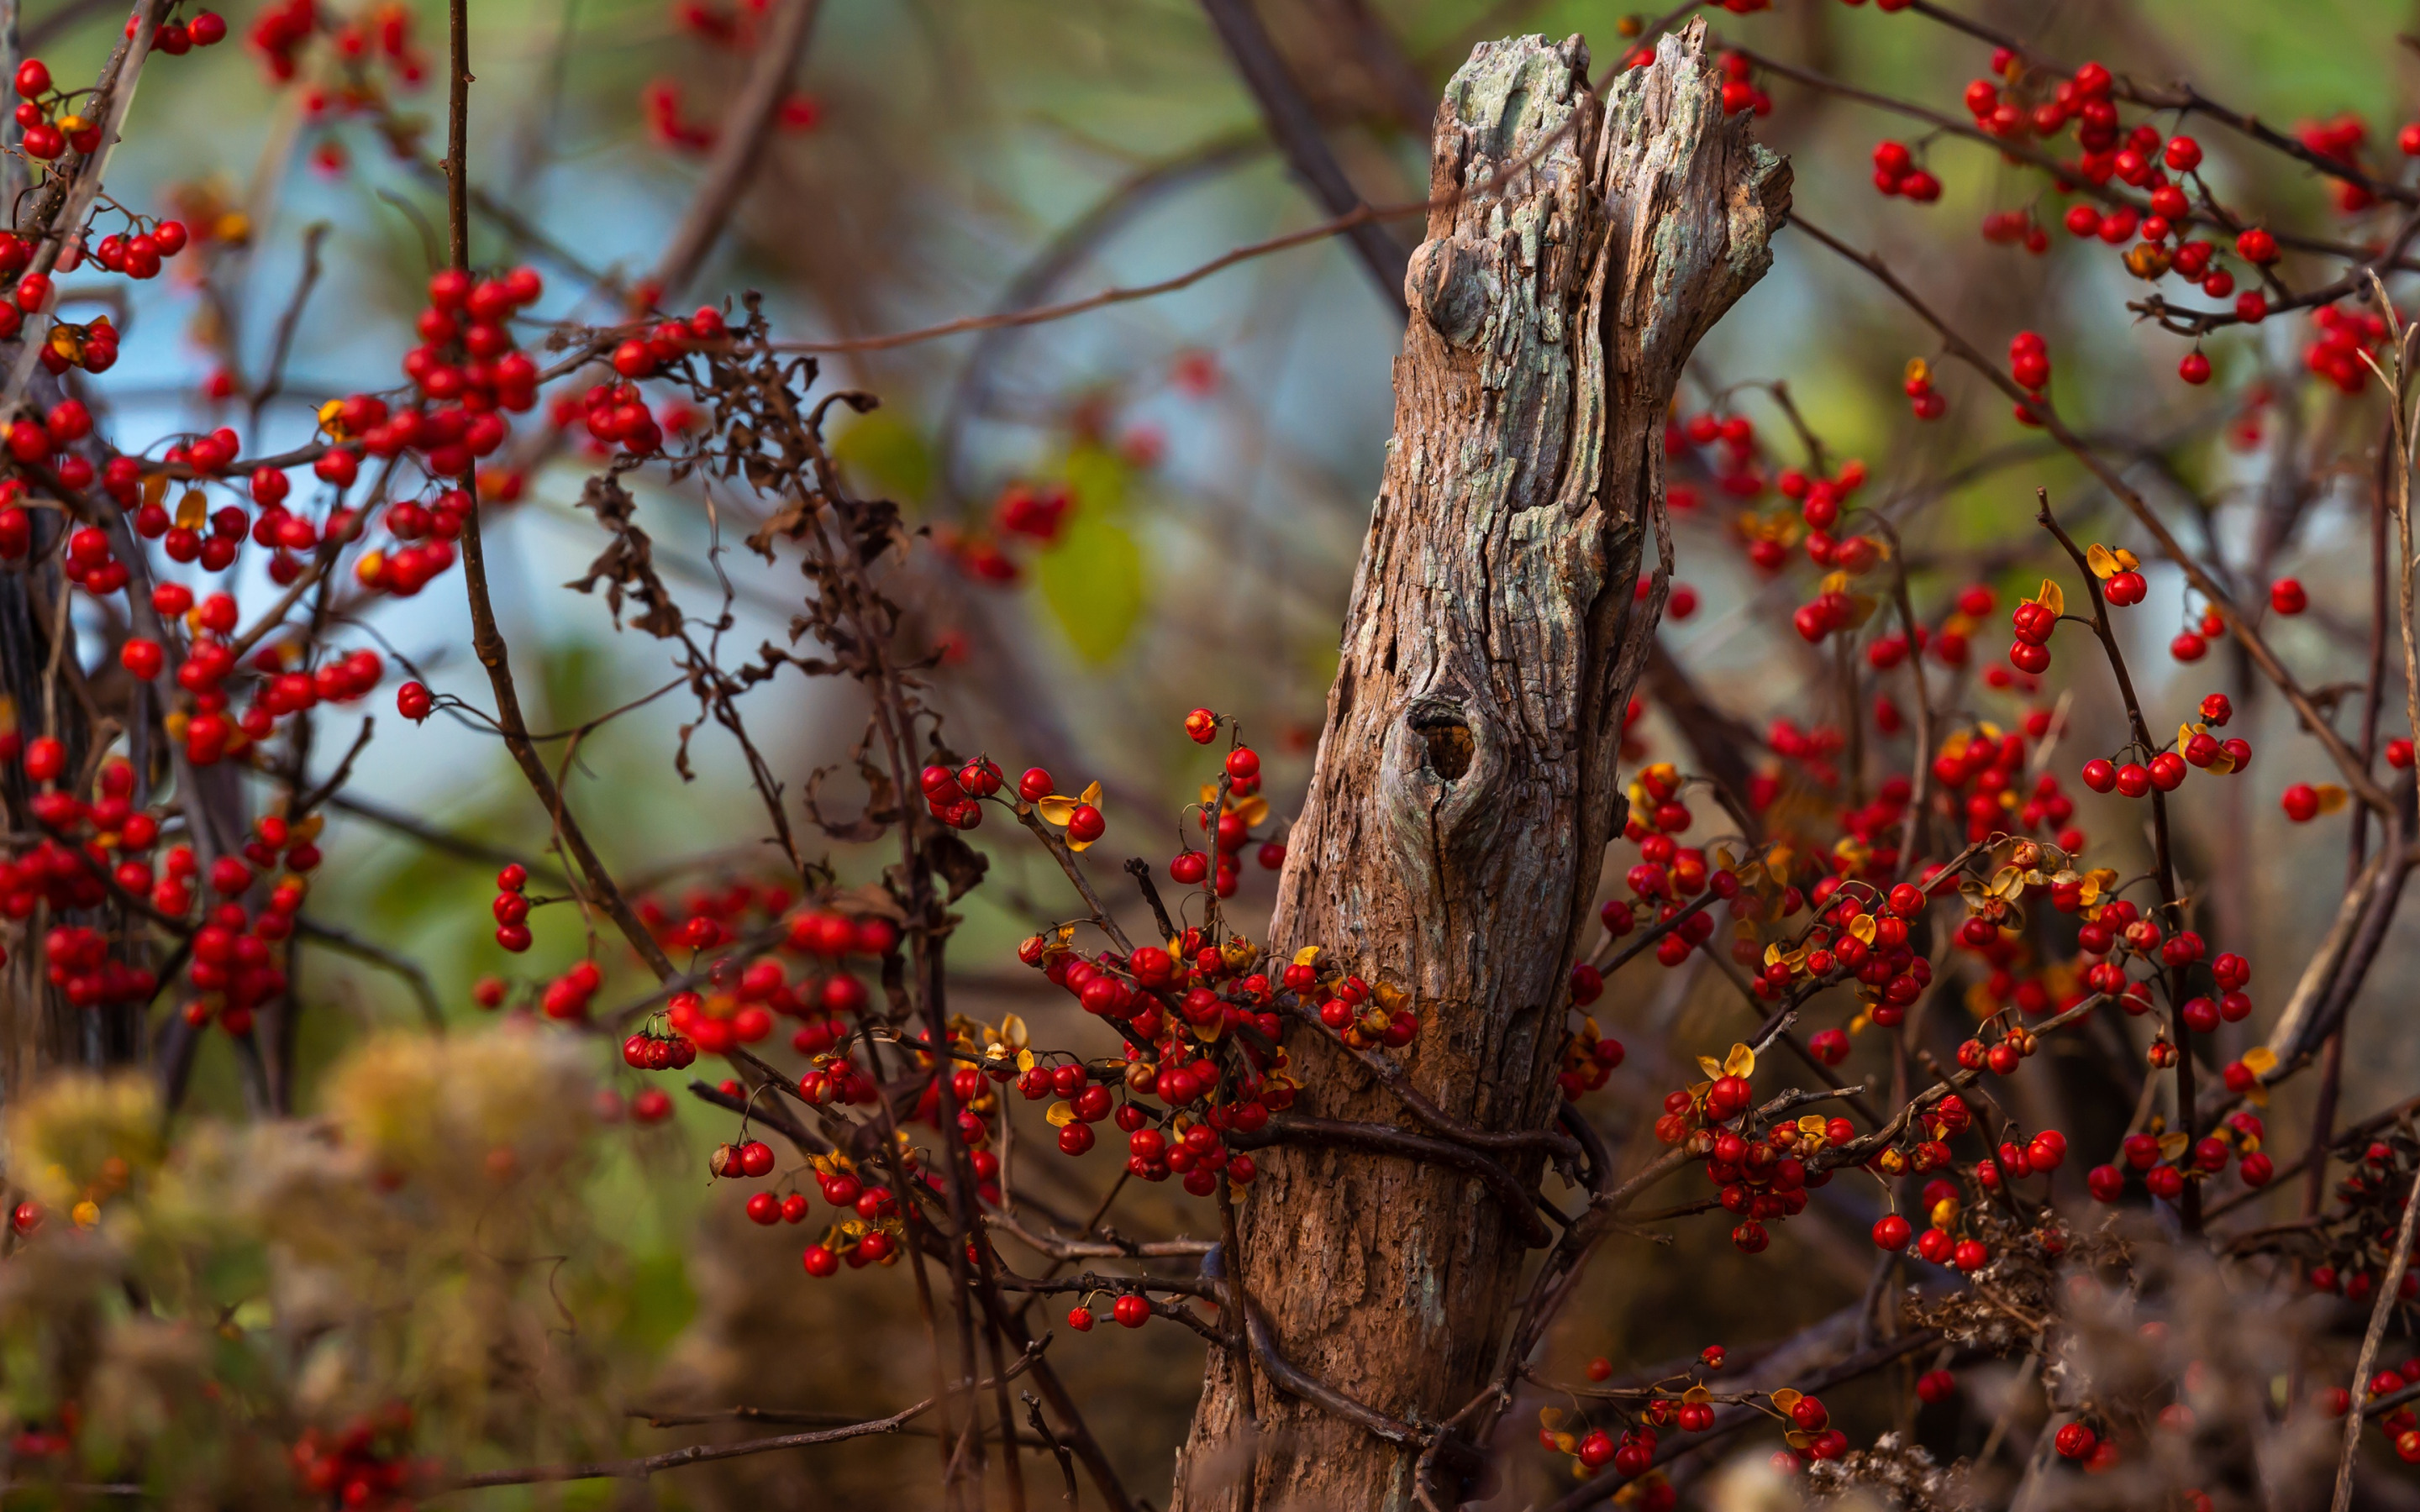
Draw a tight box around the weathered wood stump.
[1174,23,1787,1509]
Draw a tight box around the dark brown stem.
[445,0,467,271]
[2036,491,2199,1230]
[455,509,679,980]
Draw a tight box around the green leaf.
[1062,443,1129,517]
[830,410,932,502]
[1038,512,1144,663]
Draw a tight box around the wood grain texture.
[1172,25,1786,1510]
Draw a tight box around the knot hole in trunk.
[1413,706,1475,780]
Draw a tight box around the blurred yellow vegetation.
[0,1024,649,1501]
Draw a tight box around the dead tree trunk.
[1174,26,1786,1510]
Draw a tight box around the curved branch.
[1274,993,1580,1158]
[1228,1112,1554,1247]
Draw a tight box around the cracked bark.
[1171,25,1787,1511]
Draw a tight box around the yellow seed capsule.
[70,1200,98,1228]
[1929,1197,1960,1230]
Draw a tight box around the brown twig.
[1198,0,1408,316]
[648,0,823,301]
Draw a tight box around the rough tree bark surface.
[1173,26,1786,1511]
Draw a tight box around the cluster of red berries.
[1549,1347,1755,1499]
[797,1158,904,1275]
[2306,304,2391,395]
[2080,691,2252,801]
[355,486,466,597]
[1167,743,1281,895]
[920,758,1004,830]
[1016,916,1318,1193]
[3,732,321,1025]
[248,0,321,79]
[943,480,1071,583]
[0,222,120,359]
[1900,355,1944,421]
[1878,50,2316,380]
[2007,329,2049,422]
[288,1407,426,1511]
[1869,139,1940,202]
[492,863,534,953]
[634,875,785,952]
[174,864,310,1033]
[1713,52,1770,117]
[1597,767,1727,963]
[2086,1108,2272,1206]
[2296,113,2383,213]
[1555,1019,1626,1099]
[1978,207,2049,254]
[1665,409,1774,517]
[91,214,192,281]
[528,958,603,1020]
[1711,1113,1841,1254]
[380,266,550,474]
[1756,877,1937,1016]
[641,71,819,154]
[2294,1137,2420,1310]
[42,921,150,1009]
[1065,1293,1154,1331]
[9,60,100,165]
